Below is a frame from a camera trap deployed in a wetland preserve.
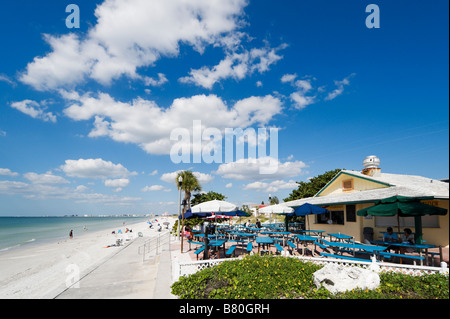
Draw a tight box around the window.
[316,211,345,225]
[342,179,353,191]
[375,215,440,228]
[346,204,356,222]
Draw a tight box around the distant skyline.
[0,0,448,216]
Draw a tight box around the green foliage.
[190,191,227,207]
[176,170,202,210]
[269,196,279,205]
[284,168,342,202]
[171,255,449,299]
[171,217,204,235]
[172,255,325,299]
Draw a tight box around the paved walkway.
[56,232,177,299]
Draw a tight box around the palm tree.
[176,171,202,211]
[176,171,202,253]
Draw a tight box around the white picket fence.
[173,254,449,283]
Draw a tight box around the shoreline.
[0,217,175,299]
[0,216,149,254]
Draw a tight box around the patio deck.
[181,237,449,266]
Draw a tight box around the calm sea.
[0,216,148,253]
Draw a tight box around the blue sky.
[0,0,448,216]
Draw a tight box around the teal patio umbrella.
[357,195,447,244]
[287,203,330,231]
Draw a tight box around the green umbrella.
[357,195,447,244]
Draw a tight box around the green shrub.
[171,255,449,299]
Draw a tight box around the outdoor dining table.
[371,240,436,265]
[323,240,387,259]
[299,230,325,238]
[230,232,257,239]
[327,232,354,242]
[209,239,227,248]
[207,239,228,259]
[229,232,257,246]
[293,234,319,256]
[272,231,291,246]
[242,226,260,233]
[255,236,274,254]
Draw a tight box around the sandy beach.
[0,217,176,299]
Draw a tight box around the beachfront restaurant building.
[283,157,449,247]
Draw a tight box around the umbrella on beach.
[259,204,294,229]
[258,204,294,214]
[357,195,447,244]
[191,199,238,213]
[220,209,250,217]
[287,203,330,231]
[178,209,212,219]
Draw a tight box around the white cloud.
[10,100,57,123]
[0,180,140,204]
[160,170,214,185]
[105,178,130,192]
[141,185,171,192]
[105,178,130,189]
[215,157,307,181]
[179,44,286,89]
[281,74,316,110]
[61,92,282,155]
[60,158,136,179]
[0,129,6,137]
[243,179,298,193]
[23,172,70,185]
[20,0,249,91]
[149,170,158,176]
[0,168,19,177]
[225,183,233,188]
[282,73,355,109]
[0,74,16,86]
[325,73,356,101]
[281,73,297,83]
[290,92,315,110]
[75,185,89,192]
[144,73,168,87]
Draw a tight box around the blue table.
[209,239,227,247]
[229,233,257,247]
[207,239,228,258]
[256,236,273,254]
[371,240,436,265]
[294,234,319,256]
[299,230,325,238]
[322,239,387,259]
[230,232,257,238]
[327,233,354,242]
[195,233,223,241]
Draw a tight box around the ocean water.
[0,216,148,253]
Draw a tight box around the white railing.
[173,255,449,283]
[138,231,171,262]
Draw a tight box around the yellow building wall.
[317,173,389,197]
[307,204,368,241]
[308,200,449,247]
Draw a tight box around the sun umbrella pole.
[414,215,423,244]
[180,206,185,253]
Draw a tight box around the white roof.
[341,170,449,199]
[283,170,449,208]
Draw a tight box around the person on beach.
[69,230,73,239]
